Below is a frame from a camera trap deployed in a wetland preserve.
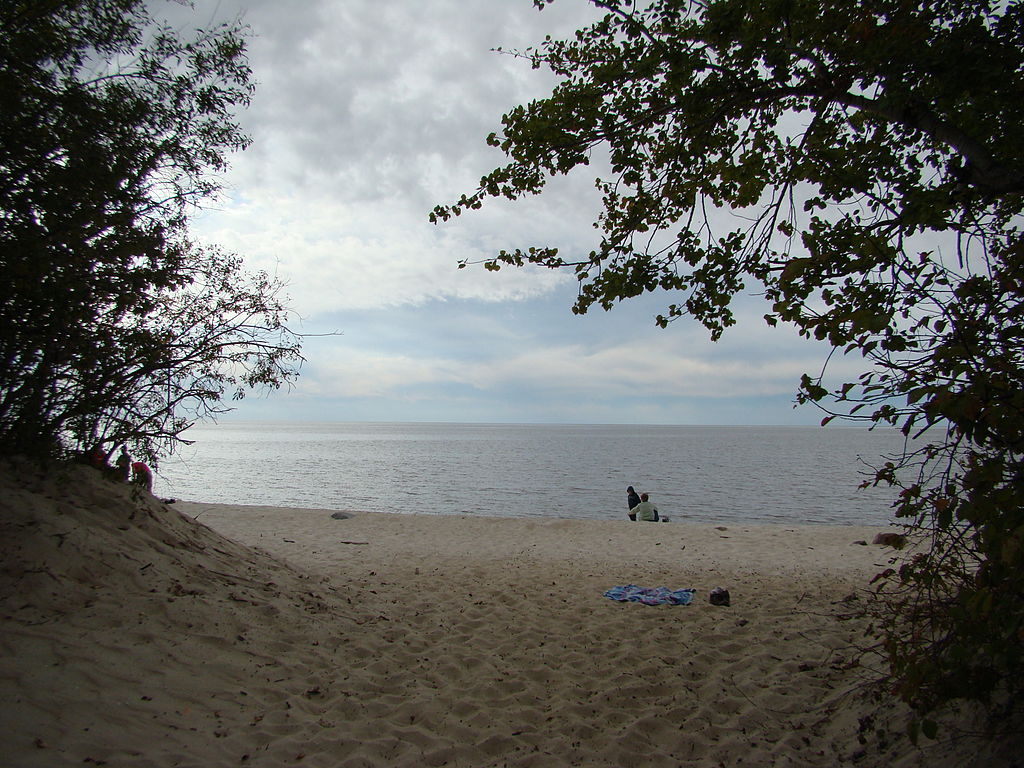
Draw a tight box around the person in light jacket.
[631,492,660,522]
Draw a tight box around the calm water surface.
[157,422,916,526]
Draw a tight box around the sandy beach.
[0,461,1013,767]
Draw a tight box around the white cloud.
[289,320,837,405]
[189,188,580,317]
[157,0,873,425]
[174,1,614,321]
[460,337,824,398]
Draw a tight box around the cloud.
[154,0,866,425]
[189,188,585,317]
[285,297,840,406]
[178,0,612,320]
[222,0,604,203]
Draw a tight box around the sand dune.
[0,461,1014,766]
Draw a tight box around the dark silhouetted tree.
[0,0,302,464]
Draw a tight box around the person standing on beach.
[632,492,660,522]
[115,446,131,482]
[627,486,642,520]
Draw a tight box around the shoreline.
[176,501,898,589]
[155,421,908,528]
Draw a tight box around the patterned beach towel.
[603,585,696,606]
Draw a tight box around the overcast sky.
[170,0,849,426]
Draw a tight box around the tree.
[0,0,302,463]
[432,0,1024,724]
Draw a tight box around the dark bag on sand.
[709,587,730,606]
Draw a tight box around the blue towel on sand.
[603,585,696,606]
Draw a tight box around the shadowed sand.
[1,461,1014,767]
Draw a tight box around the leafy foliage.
[0,1,302,463]
[433,0,1024,723]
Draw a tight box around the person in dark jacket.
[627,486,642,520]
[115,446,131,482]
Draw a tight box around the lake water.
[156,422,916,526]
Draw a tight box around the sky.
[166,0,853,426]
